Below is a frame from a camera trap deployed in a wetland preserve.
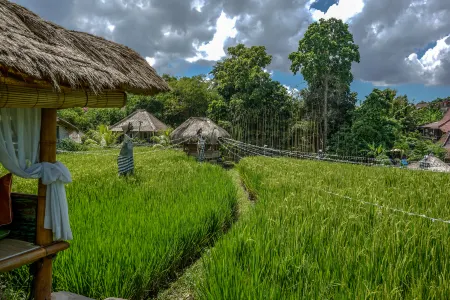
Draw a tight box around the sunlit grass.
[198,157,450,299]
[3,149,236,299]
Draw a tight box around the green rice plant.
[3,149,236,299]
[198,157,450,299]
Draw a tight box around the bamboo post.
[34,108,57,300]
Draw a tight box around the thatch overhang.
[170,117,230,144]
[0,0,170,109]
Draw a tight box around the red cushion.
[0,173,13,226]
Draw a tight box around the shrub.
[57,138,87,152]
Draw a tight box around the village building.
[170,117,230,161]
[109,109,168,142]
[419,109,450,142]
[57,117,83,143]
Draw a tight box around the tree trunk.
[323,77,328,151]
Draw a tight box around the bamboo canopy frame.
[0,1,169,299]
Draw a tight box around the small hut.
[57,117,83,143]
[0,1,169,299]
[109,109,168,142]
[170,117,230,161]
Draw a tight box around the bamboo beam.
[33,108,57,300]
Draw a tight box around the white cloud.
[191,0,205,12]
[263,68,274,76]
[309,0,364,23]
[406,35,450,85]
[283,84,300,96]
[186,11,237,63]
[145,57,156,66]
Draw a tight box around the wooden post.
[33,108,57,300]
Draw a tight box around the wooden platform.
[0,239,69,272]
[0,239,40,261]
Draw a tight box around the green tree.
[411,105,443,126]
[58,108,126,132]
[210,44,294,144]
[351,89,401,150]
[289,18,360,149]
[211,44,292,115]
[126,75,222,127]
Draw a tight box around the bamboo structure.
[170,117,230,161]
[33,108,57,299]
[0,1,169,299]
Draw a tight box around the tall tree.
[289,18,360,150]
[210,44,294,140]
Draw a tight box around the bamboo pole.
[34,108,57,300]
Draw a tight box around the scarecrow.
[197,128,206,162]
[118,122,135,176]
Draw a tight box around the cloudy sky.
[13,0,450,102]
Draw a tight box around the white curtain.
[0,108,72,241]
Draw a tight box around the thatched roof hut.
[0,0,170,96]
[170,117,230,161]
[110,109,168,141]
[57,117,83,143]
[0,1,169,298]
[170,117,230,144]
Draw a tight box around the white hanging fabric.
[0,108,72,240]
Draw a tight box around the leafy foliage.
[58,108,126,133]
[210,44,294,122]
[57,138,87,152]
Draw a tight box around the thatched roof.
[109,109,168,133]
[0,0,170,94]
[170,117,230,144]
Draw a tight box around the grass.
[3,148,236,300]
[197,157,450,299]
[157,169,253,300]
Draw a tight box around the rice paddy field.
[196,157,450,299]
[4,150,450,300]
[3,148,237,299]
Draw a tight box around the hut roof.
[109,109,168,133]
[0,0,169,95]
[421,109,450,131]
[57,117,80,132]
[170,117,230,144]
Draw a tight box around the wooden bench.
[0,193,69,273]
